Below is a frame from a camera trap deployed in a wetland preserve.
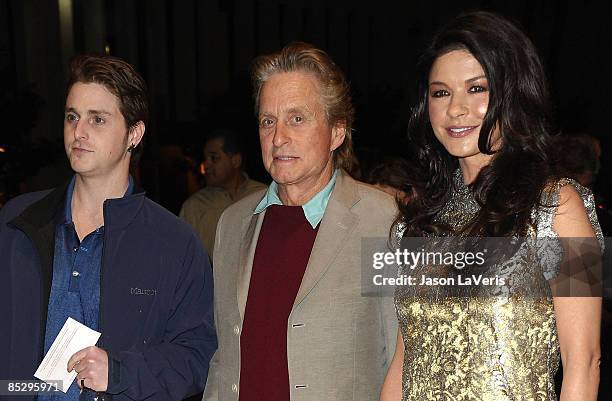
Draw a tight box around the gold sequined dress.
[394,170,603,401]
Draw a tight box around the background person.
[180,129,265,260]
[365,156,413,204]
[550,133,601,189]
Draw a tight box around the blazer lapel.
[293,172,359,307]
[236,210,266,322]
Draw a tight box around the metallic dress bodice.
[394,171,603,401]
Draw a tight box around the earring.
[127,144,135,153]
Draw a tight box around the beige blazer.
[203,171,398,401]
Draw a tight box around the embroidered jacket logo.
[130,287,157,296]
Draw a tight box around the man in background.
[366,156,413,204]
[180,129,265,260]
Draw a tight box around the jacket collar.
[101,190,146,232]
[254,169,340,228]
[326,169,361,211]
[13,181,70,230]
[292,171,360,306]
[12,177,146,232]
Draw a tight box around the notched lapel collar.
[236,210,266,322]
[293,171,360,308]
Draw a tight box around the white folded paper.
[34,317,101,393]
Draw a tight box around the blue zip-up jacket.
[0,182,217,401]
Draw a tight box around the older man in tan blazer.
[203,42,397,401]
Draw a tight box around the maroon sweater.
[239,205,319,401]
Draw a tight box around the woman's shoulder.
[535,177,603,245]
[538,177,596,220]
[540,177,592,206]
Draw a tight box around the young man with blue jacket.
[0,55,216,401]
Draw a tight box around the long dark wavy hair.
[397,11,555,237]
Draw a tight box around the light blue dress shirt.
[254,169,339,228]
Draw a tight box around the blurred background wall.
[0,0,610,213]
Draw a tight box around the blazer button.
[233,325,240,335]
[232,383,238,393]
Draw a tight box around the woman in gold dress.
[380,11,603,401]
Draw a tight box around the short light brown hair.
[67,55,149,129]
[252,42,355,171]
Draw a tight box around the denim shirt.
[40,176,133,400]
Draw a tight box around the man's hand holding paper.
[68,345,109,392]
